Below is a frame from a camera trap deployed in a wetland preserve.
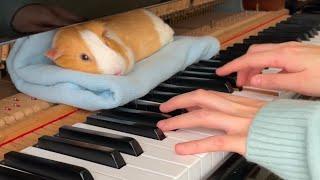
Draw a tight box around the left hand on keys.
[157,89,266,156]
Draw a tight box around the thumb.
[175,135,246,155]
[250,73,301,91]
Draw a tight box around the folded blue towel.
[7,30,220,111]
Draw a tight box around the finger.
[175,135,246,155]
[245,68,264,85]
[216,50,304,76]
[237,68,262,87]
[186,106,201,112]
[236,69,250,87]
[157,109,248,133]
[247,43,279,53]
[249,73,303,91]
[247,42,301,53]
[210,91,265,108]
[160,90,258,118]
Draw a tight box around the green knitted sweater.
[246,99,320,180]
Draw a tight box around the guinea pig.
[45,9,174,75]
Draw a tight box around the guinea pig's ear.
[45,48,63,61]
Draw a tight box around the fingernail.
[159,104,165,112]
[216,68,222,75]
[251,76,261,86]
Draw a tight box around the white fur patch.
[143,10,174,46]
[79,30,126,75]
[104,28,135,74]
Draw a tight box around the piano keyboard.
[1,13,320,180]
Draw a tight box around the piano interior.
[0,0,317,179]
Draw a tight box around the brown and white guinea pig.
[45,9,174,75]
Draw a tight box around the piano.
[0,0,319,179]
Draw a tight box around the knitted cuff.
[246,99,320,180]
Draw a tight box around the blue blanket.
[7,30,220,110]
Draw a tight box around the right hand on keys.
[157,89,266,156]
[217,42,320,96]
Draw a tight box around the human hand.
[11,4,83,33]
[157,89,266,156]
[216,42,320,96]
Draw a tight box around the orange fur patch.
[102,9,161,62]
[52,27,100,74]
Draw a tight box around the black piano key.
[243,38,300,44]
[276,22,318,30]
[0,165,48,180]
[86,114,166,140]
[141,90,179,103]
[99,107,170,127]
[286,20,320,29]
[247,35,302,41]
[219,51,246,58]
[124,99,186,116]
[263,27,317,36]
[186,65,217,73]
[37,136,126,169]
[257,33,310,41]
[196,59,226,68]
[178,70,236,86]
[291,14,320,21]
[58,126,143,156]
[165,76,234,93]
[156,83,200,94]
[227,43,251,51]
[258,31,312,39]
[216,54,242,62]
[3,151,94,180]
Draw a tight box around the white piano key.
[22,147,174,180]
[121,153,188,180]
[141,144,201,180]
[232,90,275,101]
[184,128,224,137]
[183,128,227,167]
[74,123,204,179]
[164,130,214,179]
[94,172,121,180]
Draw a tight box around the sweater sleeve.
[245,99,320,180]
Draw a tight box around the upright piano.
[0,0,318,179]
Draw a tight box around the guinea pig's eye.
[80,54,90,61]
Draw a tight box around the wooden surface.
[0,80,18,99]
[218,10,289,49]
[172,9,289,49]
[0,104,82,158]
[243,0,286,11]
